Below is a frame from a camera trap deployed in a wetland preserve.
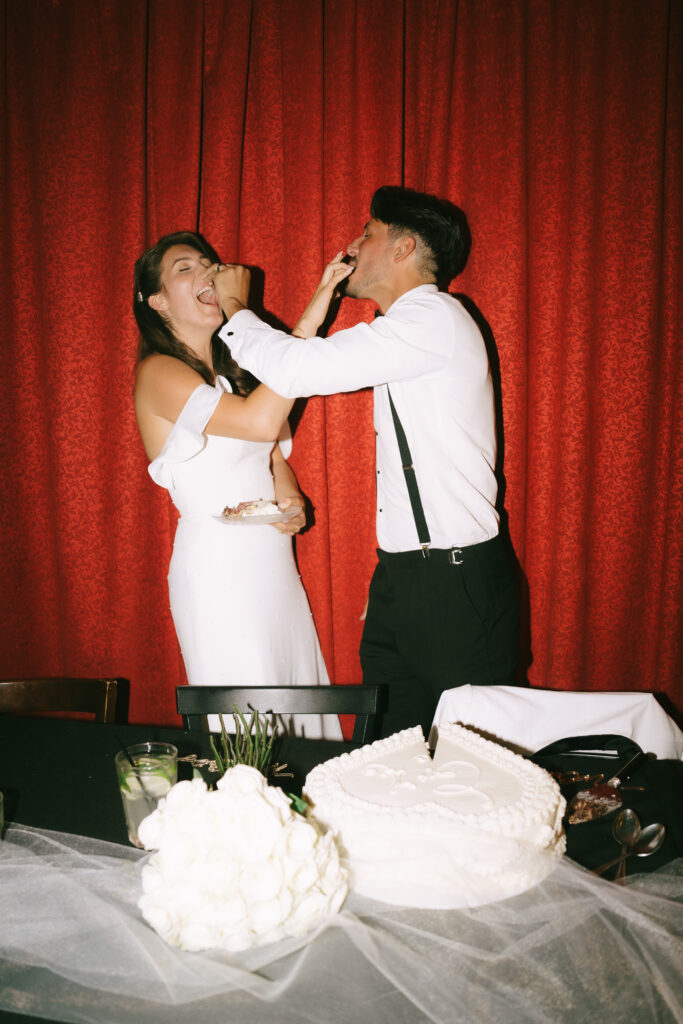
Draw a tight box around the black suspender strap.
[387,388,431,555]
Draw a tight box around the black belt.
[377,533,503,567]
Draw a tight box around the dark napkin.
[529,734,683,873]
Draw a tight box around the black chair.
[0,676,129,724]
[176,684,384,744]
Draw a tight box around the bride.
[133,230,342,738]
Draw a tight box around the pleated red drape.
[1,0,680,728]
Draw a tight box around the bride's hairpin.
[137,290,144,302]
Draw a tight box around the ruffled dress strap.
[148,380,224,489]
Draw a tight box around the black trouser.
[360,534,520,740]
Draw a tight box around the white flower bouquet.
[137,765,348,952]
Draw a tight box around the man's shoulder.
[388,286,480,336]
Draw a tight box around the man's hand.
[292,251,354,338]
[214,264,251,319]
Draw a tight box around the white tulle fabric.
[1,824,682,1024]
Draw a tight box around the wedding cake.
[304,722,566,908]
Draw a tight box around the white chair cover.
[430,685,683,759]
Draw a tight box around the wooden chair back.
[176,684,384,744]
[0,677,128,724]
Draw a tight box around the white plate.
[214,508,300,526]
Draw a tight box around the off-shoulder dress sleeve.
[148,382,222,489]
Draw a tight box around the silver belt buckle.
[449,548,463,565]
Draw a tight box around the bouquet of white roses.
[137,765,348,952]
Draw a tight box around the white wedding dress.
[148,376,341,739]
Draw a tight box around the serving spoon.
[612,808,641,881]
[592,822,666,876]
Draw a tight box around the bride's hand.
[292,251,353,338]
[272,497,306,535]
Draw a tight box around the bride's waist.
[173,512,289,543]
[176,511,224,523]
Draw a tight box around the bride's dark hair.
[133,230,258,396]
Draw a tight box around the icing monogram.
[359,753,494,810]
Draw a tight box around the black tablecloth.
[0,715,358,1024]
[0,715,358,845]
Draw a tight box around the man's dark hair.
[370,185,471,286]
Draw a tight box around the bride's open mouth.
[196,285,216,305]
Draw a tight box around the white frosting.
[223,499,280,519]
[241,499,279,516]
[304,723,566,909]
[137,769,348,952]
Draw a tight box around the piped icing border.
[305,722,565,838]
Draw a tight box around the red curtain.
[1,0,680,728]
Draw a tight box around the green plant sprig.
[209,705,279,779]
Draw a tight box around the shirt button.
[226,331,234,336]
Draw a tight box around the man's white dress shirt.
[220,284,500,553]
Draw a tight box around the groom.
[214,185,519,739]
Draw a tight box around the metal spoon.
[612,808,641,880]
[592,822,666,876]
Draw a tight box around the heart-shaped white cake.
[304,722,566,908]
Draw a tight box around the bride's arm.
[291,252,354,338]
[270,443,306,535]
[135,355,293,450]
